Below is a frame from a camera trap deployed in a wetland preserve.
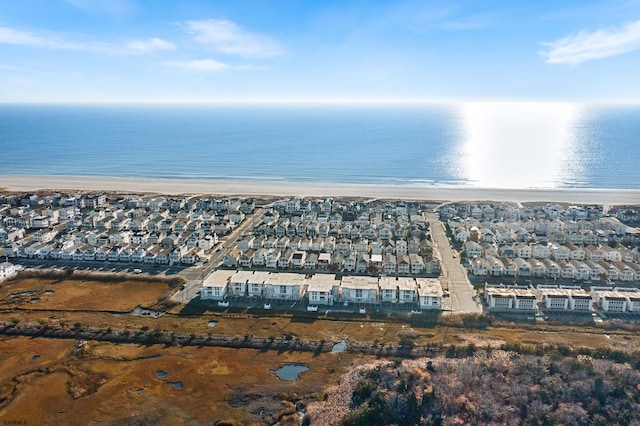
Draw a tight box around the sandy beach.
[1,175,639,205]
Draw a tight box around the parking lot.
[10,257,185,277]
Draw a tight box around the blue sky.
[1,0,640,102]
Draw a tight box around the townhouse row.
[484,285,640,313]
[470,256,640,282]
[5,231,219,266]
[224,245,439,276]
[200,270,444,310]
[441,203,603,222]
[464,240,638,263]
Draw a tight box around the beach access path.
[425,212,482,314]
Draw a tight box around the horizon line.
[2,97,640,105]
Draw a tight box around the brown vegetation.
[309,352,640,425]
[0,336,351,425]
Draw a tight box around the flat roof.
[540,289,571,298]
[229,270,255,284]
[341,276,379,290]
[598,291,628,300]
[307,274,339,292]
[378,276,398,290]
[416,278,442,297]
[248,271,271,284]
[397,277,416,291]
[265,272,307,286]
[202,269,233,287]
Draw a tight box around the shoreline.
[1,175,640,204]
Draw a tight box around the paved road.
[425,212,482,313]
[174,207,266,302]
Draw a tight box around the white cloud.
[0,26,174,55]
[167,59,229,71]
[0,26,76,49]
[185,19,283,58]
[125,37,175,54]
[541,20,640,65]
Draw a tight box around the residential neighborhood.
[223,197,441,277]
[3,191,640,318]
[440,203,640,284]
[439,202,640,316]
[0,192,257,267]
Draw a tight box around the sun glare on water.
[458,102,584,188]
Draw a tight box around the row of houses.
[238,234,432,257]
[0,193,263,267]
[464,240,638,263]
[223,248,439,276]
[6,240,213,266]
[484,284,640,313]
[244,198,439,276]
[3,192,255,216]
[470,256,640,282]
[441,203,603,222]
[200,270,444,310]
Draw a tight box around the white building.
[306,274,340,305]
[264,272,306,301]
[569,290,593,311]
[378,276,398,303]
[513,289,537,310]
[0,262,16,281]
[200,270,233,301]
[397,277,417,304]
[340,276,378,304]
[592,289,627,312]
[416,278,442,310]
[540,289,570,310]
[485,288,514,310]
[229,270,253,297]
[246,271,271,297]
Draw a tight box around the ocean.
[0,102,638,189]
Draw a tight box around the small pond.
[270,364,310,381]
[32,355,41,361]
[207,321,217,327]
[165,381,184,390]
[156,370,168,378]
[331,340,347,353]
